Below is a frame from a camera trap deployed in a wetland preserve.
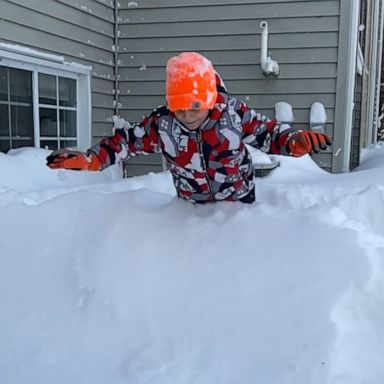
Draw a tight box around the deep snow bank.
[0,145,384,384]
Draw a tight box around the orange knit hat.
[166,52,218,112]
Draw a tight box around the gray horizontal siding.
[93,77,115,94]
[117,0,340,174]
[311,153,332,171]
[0,19,113,64]
[5,0,114,33]
[124,162,164,177]
[120,47,339,66]
[1,0,343,175]
[0,0,116,135]
[92,107,114,126]
[56,0,115,19]
[119,17,339,38]
[123,0,318,6]
[119,1,339,23]
[119,32,338,52]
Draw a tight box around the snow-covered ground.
[1,144,384,384]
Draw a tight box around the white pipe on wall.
[260,21,280,76]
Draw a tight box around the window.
[0,45,91,153]
[39,74,78,150]
[0,67,34,152]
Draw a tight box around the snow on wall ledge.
[0,144,384,384]
[0,42,92,72]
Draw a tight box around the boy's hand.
[46,149,101,171]
[287,131,332,157]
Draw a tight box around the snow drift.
[1,144,384,384]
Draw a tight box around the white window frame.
[0,44,92,150]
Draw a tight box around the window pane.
[59,110,76,137]
[0,104,9,135]
[12,139,34,148]
[39,73,56,105]
[40,108,57,136]
[11,105,34,137]
[10,68,32,103]
[0,67,8,101]
[60,140,77,148]
[59,77,76,107]
[0,140,10,153]
[40,140,58,150]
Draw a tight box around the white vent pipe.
[260,21,280,76]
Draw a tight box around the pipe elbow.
[260,20,268,31]
[264,58,280,76]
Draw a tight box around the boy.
[47,52,331,203]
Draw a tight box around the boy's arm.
[47,110,162,171]
[238,101,331,156]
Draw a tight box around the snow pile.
[310,102,327,125]
[275,101,294,132]
[310,102,327,133]
[275,101,294,123]
[1,144,384,384]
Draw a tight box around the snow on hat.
[165,52,218,112]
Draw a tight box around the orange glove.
[287,131,332,157]
[46,149,102,171]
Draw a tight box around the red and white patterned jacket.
[88,80,292,203]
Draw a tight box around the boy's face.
[174,109,209,130]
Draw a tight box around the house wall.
[118,0,341,174]
[0,0,116,140]
[1,0,354,175]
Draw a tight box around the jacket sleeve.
[86,109,162,170]
[237,101,294,155]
